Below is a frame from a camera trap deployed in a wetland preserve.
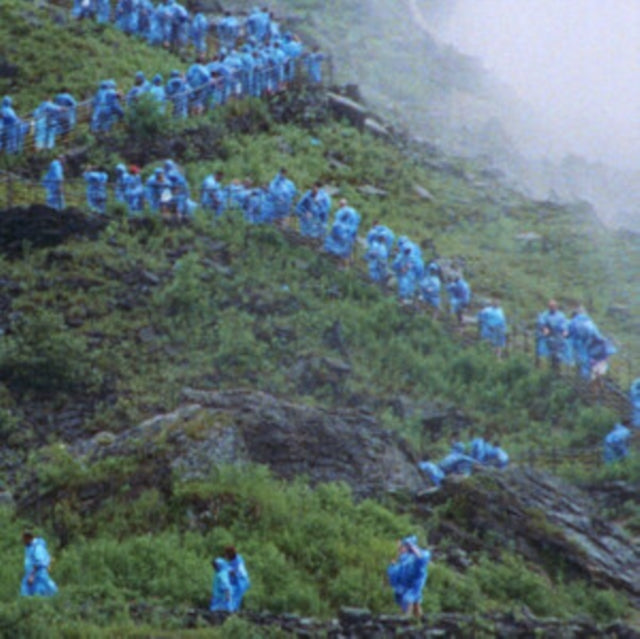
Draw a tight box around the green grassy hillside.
[0,1,638,635]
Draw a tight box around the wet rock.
[364,117,391,139]
[413,185,434,201]
[327,92,368,128]
[357,184,388,198]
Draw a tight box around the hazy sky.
[431,0,640,168]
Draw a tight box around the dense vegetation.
[0,1,638,636]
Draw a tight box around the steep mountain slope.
[0,1,638,635]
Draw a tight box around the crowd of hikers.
[0,3,324,154]
[8,0,639,619]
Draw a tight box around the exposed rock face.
[0,206,107,256]
[73,388,425,499]
[419,468,640,607]
[180,606,640,638]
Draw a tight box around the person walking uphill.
[20,530,58,597]
[387,536,431,618]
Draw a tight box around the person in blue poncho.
[210,558,232,612]
[91,81,124,133]
[418,461,445,487]
[305,46,325,85]
[34,98,61,151]
[268,168,297,224]
[296,183,331,238]
[567,306,597,379]
[1,96,26,154]
[536,299,571,370]
[96,0,111,23]
[200,170,227,216]
[438,442,476,476]
[149,74,166,112]
[470,437,509,469]
[365,225,393,284]
[631,378,640,429]
[54,90,77,139]
[84,168,108,214]
[392,237,422,301]
[224,546,250,611]
[281,32,304,82]
[72,0,95,20]
[115,0,139,34]
[387,536,431,618]
[21,531,58,597]
[477,299,507,357]
[324,199,361,262]
[586,332,616,389]
[218,11,240,50]
[165,70,188,119]
[125,165,144,213]
[145,167,170,213]
[188,13,206,55]
[42,158,65,211]
[126,71,151,106]
[446,274,471,325]
[114,163,129,204]
[419,262,442,313]
[603,422,631,463]
[186,61,210,115]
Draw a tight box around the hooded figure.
[387,536,431,618]
[42,159,65,211]
[1,96,26,154]
[21,532,58,597]
[603,422,631,463]
[296,184,331,238]
[209,558,232,612]
[324,200,360,259]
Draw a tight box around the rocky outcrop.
[73,388,425,499]
[419,468,640,607]
[175,606,640,638]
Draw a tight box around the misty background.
[302,0,640,230]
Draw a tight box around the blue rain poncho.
[149,74,166,112]
[147,4,165,45]
[243,187,276,224]
[54,92,77,135]
[145,168,167,212]
[91,82,124,132]
[190,12,209,54]
[446,277,471,317]
[367,225,395,253]
[186,63,210,111]
[365,238,389,283]
[1,96,25,154]
[226,181,250,211]
[114,164,129,203]
[306,50,325,84]
[227,554,250,611]
[210,558,233,612]
[325,205,360,258]
[84,170,108,214]
[438,444,476,476]
[246,8,269,43]
[218,13,240,50]
[34,100,61,151]
[72,0,95,20]
[115,0,139,34]
[126,72,151,105]
[21,537,58,597]
[42,159,65,211]
[631,378,640,428]
[419,273,441,308]
[477,304,507,348]
[536,307,571,364]
[392,239,422,300]
[281,34,303,81]
[418,461,445,487]
[586,333,616,379]
[471,438,509,469]
[268,171,297,219]
[603,423,631,463]
[167,1,189,48]
[568,311,601,379]
[387,539,431,612]
[136,0,154,38]
[238,46,256,96]
[223,51,245,99]
[200,174,226,216]
[125,171,144,212]
[164,160,190,216]
[296,188,331,238]
[165,71,188,119]
[96,0,110,23]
